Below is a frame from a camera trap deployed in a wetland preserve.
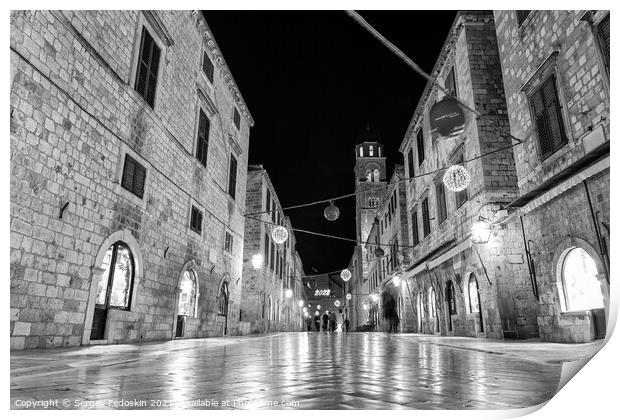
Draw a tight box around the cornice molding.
[192,10,255,127]
[143,11,174,46]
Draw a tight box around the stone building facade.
[240,165,306,333]
[494,10,610,343]
[398,11,538,340]
[363,166,414,332]
[348,135,388,329]
[10,10,253,349]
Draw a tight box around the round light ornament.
[285,289,293,298]
[334,300,341,307]
[271,225,288,244]
[346,293,352,300]
[341,269,352,282]
[298,300,305,308]
[324,201,340,222]
[443,165,471,192]
[374,247,385,258]
[362,304,369,311]
[471,219,492,244]
[430,97,466,137]
[315,311,320,316]
[317,305,321,310]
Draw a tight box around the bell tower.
[353,130,387,279]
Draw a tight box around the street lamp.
[298,299,304,307]
[362,303,368,311]
[251,254,263,269]
[471,218,492,244]
[392,275,401,287]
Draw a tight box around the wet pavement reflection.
[11,332,562,409]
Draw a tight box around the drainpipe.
[583,180,610,286]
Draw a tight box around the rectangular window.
[270,242,275,269]
[369,145,374,156]
[516,10,531,26]
[530,75,567,160]
[266,189,271,213]
[264,233,270,265]
[202,51,214,83]
[190,206,203,234]
[422,197,431,237]
[436,182,447,224]
[411,210,419,246]
[121,154,146,199]
[224,232,233,253]
[196,109,210,166]
[416,128,425,166]
[272,199,276,223]
[455,155,468,208]
[233,107,241,130]
[445,67,457,97]
[407,147,415,179]
[597,14,610,76]
[228,154,238,199]
[134,27,161,107]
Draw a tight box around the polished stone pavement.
[10,332,602,410]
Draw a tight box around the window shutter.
[233,107,241,130]
[146,44,160,106]
[407,148,415,179]
[416,129,425,165]
[202,51,214,83]
[228,154,238,199]
[134,163,146,199]
[196,110,210,166]
[422,198,431,237]
[598,15,610,74]
[542,76,566,151]
[121,156,135,192]
[411,210,419,246]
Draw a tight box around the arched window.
[368,196,378,208]
[218,281,229,316]
[446,281,457,315]
[178,270,198,317]
[96,242,135,310]
[560,247,604,312]
[369,145,374,156]
[373,169,380,182]
[359,146,364,157]
[428,287,437,317]
[468,275,480,313]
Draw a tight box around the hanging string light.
[324,201,340,221]
[443,164,471,192]
[285,289,293,298]
[362,304,369,311]
[317,305,321,310]
[334,300,341,307]
[271,225,288,244]
[340,269,352,282]
[298,300,304,307]
[346,293,352,300]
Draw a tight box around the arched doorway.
[91,242,135,340]
[446,280,457,332]
[176,268,198,338]
[558,246,606,339]
[429,287,439,333]
[218,280,229,335]
[416,292,423,333]
[468,274,484,333]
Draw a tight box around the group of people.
[306,308,350,332]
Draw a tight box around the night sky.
[205,11,458,274]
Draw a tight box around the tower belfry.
[353,131,387,279]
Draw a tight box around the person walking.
[336,309,344,332]
[305,316,312,332]
[344,316,350,332]
[314,313,321,332]
[329,310,337,332]
[382,291,399,339]
[322,311,329,332]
